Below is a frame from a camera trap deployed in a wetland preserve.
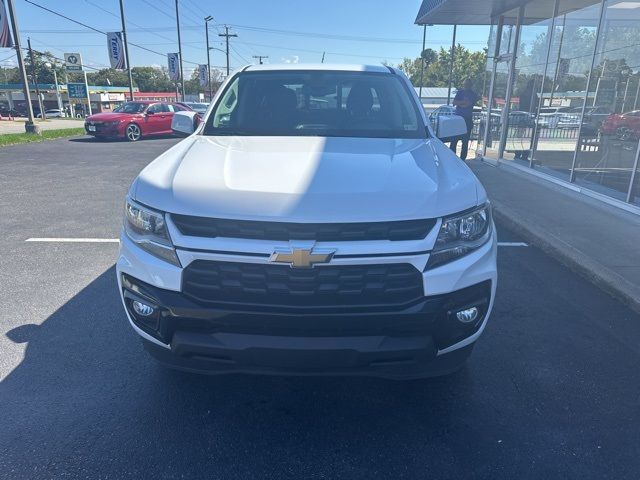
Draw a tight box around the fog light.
[132,300,154,317]
[456,306,479,324]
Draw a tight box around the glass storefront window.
[502,3,557,167]
[528,0,600,181]
[483,12,519,162]
[572,0,640,203]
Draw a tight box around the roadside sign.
[64,52,83,72]
[68,83,88,99]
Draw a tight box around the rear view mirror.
[435,114,468,141]
[172,111,198,136]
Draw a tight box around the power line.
[224,24,426,45]
[23,0,203,66]
[235,40,406,61]
[139,0,174,21]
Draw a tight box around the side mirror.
[435,114,468,141]
[171,111,198,136]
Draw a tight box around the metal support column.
[626,139,640,203]
[447,24,457,104]
[569,0,607,183]
[498,7,523,160]
[419,24,426,101]
[482,16,504,158]
[529,0,560,167]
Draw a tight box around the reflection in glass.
[572,0,640,202]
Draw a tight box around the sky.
[3,0,490,76]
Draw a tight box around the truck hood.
[133,136,482,222]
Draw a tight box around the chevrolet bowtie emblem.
[270,247,336,268]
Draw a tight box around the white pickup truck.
[117,64,497,379]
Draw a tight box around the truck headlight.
[124,197,180,266]
[426,203,492,269]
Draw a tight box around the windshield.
[203,70,425,138]
[113,102,148,113]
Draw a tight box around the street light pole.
[118,0,135,101]
[27,37,45,120]
[175,0,185,101]
[46,62,63,111]
[6,0,37,131]
[205,15,213,101]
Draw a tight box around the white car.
[117,64,497,379]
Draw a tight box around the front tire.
[125,123,142,142]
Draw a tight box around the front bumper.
[84,123,124,137]
[116,230,497,379]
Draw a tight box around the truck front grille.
[170,215,435,242]
[182,261,424,310]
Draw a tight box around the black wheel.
[616,126,633,141]
[125,123,142,142]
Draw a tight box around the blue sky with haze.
[4,0,489,75]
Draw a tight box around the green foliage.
[397,44,487,94]
[86,69,132,88]
[130,66,174,92]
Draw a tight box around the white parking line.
[25,238,529,247]
[497,242,529,247]
[26,238,120,243]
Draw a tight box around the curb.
[492,199,640,314]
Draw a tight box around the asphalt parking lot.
[1,136,640,479]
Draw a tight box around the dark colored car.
[600,110,640,141]
[84,101,188,141]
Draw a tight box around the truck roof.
[242,63,393,73]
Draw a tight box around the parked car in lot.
[536,106,573,128]
[177,102,209,115]
[44,108,65,118]
[600,110,640,140]
[119,64,497,379]
[84,101,188,141]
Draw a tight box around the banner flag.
[107,32,126,70]
[198,64,208,87]
[167,53,180,82]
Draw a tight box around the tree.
[397,44,487,94]
[86,68,131,87]
[16,49,66,85]
[130,66,173,92]
[183,67,225,96]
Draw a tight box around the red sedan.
[600,110,640,141]
[85,101,188,141]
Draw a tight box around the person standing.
[450,78,478,160]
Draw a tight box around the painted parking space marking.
[26,238,120,243]
[497,242,528,247]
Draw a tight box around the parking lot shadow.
[0,265,487,478]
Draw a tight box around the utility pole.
[5,0,37,132]
[175,0,185,100]
[252,55,268,65]
[118,0,135,101]
[27,38,45,120]
[321,52,325,63]
[219,26,237,76]
[205,15,213,101]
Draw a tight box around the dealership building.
[416,0,640,208]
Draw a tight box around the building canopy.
[415,0,600,25]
